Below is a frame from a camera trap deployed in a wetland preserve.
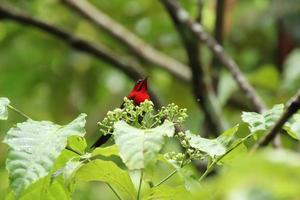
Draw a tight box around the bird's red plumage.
[127,78,150,105]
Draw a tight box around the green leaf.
[195,149,300,199]
[21,177,70,200]
[0,97,10,120]
[242,104,284,133]
[76,159,137,200]
[113,120,175,170]
[6,176,71,200]
[3,113,87,196]
[142,185,191,200]
[62,159,83,192]
[217,124,239,147]
[186,125,239,158]
[91,145,119,157]
[67,136,87,155]
[284,114,300,140]
[187,132,226,157]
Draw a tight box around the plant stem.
[154,152,189,187]
[198,133,254,182]
[107,183,122,200]
[154,169,177,187]
[137,169,144,200]
[7,104,30,119]
[65,146,83,156]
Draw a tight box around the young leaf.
[186,125,239,158]
[284,114,300,140]
[0,97,10,120]
[91,145,119,157]
[76,160,137,200]
[113,120,175,170]
[242,104,284,133]
[67,136,87,155]
[3,113,86,196]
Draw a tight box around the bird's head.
[127,77,150,105]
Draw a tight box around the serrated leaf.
[284,114,300,140]
[76,159,137,200]
[3,113,87,196]
[187,125,239,158]
[113,120,175,170]
[242,104,284,133]
[0,97,10,120]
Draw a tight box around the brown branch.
[211,0,225,91]
[159,0,266,113]
[255,90,300,148]
[0,4,161,106]
[61,0,191,82]
[161,0,226,134]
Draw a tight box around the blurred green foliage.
[1,0,300,199]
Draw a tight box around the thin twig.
[107,183,122,200]
[161,0,226,134]
[254,90,300,149]
[0,5,161,107]
[61,0,190,82]
[7,104,31,119]
[198,132,254,182]
[154,169,177,187]
[137,169,144,200]
[154,152,189,187]
[211,0,226,91]
[159,0,266,113]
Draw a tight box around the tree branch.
[161,0,226,134]
[211,0,225,91]
[159,0,266,113]
[255,90,300,148]
[0,4,161,106]
[61,0,191,82]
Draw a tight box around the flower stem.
[154,169,177,187]
[198,133,254,182]
[154,152,189,187]
[7,104,31,119]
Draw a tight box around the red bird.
[91,77,150,148]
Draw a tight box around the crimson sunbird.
[90,77,150,149]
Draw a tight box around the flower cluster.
[164,152,185,162]
[156,103,188,125]
[98,98,188,135]
[175,131,204,160]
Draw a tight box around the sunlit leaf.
[242,104,283,133]
[187,125,239,158]
[113,120,175,170]
[284,114,300,140]
[91,145,119,157]
[3,114,86,196]
[6,177,70,200]
[67,136,87,155]
[76,159,137,200]
[0,97,10,120]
